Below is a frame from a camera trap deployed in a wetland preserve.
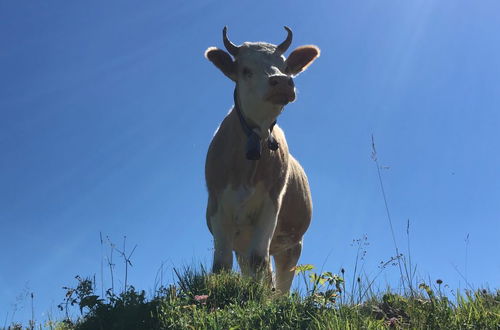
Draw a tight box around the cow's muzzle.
[266,75,296,105]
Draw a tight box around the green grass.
[34,268,498,330]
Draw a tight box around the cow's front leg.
[248,199,279,286]
[210,210,235,273]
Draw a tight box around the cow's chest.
[220,183,275,226]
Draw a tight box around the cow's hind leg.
[273,241,302,294]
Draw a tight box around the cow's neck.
[233,88,280,160]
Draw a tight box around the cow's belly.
[218,182,281,255]
[219,182,269,225]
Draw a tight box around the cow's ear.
[205,47,237,81]
[285,45,320,76]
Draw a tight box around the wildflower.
[194,295,209,304]
[436,279,443,285]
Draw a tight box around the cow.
[204,26,319,294]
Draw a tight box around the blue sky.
[1,0,499,325]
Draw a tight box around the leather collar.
[233,88,279,160]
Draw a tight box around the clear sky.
[1,0,499,325]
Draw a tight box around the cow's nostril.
[288,78,294,87]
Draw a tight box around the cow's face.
[205,27,320,133]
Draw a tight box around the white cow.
[204,27,319,293]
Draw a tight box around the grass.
[25,268,496,330]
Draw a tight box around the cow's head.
[205,27,320,134]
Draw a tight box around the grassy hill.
[19,267,498,330]
[8,150,500,330]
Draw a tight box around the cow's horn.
[223,26,239,56]
[275,26,293,55]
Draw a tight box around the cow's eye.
[242,67,252,78]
